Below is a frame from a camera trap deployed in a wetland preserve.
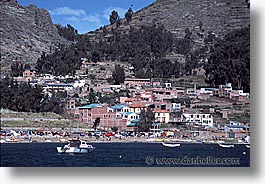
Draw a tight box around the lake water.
[0,143,250,167]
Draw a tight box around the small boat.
[245,144,250,148]
[162,142,181,148]
[0,140,5,143]
[57,139,95,154]
[218,143,234,148]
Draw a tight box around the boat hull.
[162,142,181,147]
[218,144,234,148]
[57,147,94,153]
[245,145,250,148]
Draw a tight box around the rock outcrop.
[0,0,70,68]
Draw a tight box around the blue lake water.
[0,143,250,167]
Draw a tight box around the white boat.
[0,140,5,143]
[218,143,234,148]
[162,142,181,147]
[57,139,95,154]
[245,144,250,148]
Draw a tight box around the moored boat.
[57,139,95,154]
[162,142,181,147]
[245,144,250,148]
[0,139,5,143]
[218,143,234,148]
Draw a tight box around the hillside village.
[5,58,250,141]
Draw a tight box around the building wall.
[154,111,170,123]
[182,114,213,127]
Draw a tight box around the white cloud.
[103,6,128,21]
[49,7,86,17]
[65,16,80,22]
[82,15,101,23]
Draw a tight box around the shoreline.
[0,136,249,145]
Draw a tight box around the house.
[122,112,140,126]
[181,114,214,127]
[124,78,151,88]
[42,83,74,92]
[219,83,232,98]
[119,97,137,104]
[153,110,170,124]
[91,106,122,131]
[200,87,219,95]
[78,103,103,124]
[129,103,147,114]
[171,103,181,112]
[139,92,153,102]
[224,122,249,133]
[23,67,38,78]
[110,104,130,113]
[164,82,172,88]
[230,90,250,102]
[65,98,76,113]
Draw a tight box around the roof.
[24,67,38,72]
[124,112,138,116]
[129,104,146,108]
[127,122,137,127]
[225,124,249,129]
[131,119,140,123]
[153,110,169,113]
[45,83,73,87]
[78,103,102,109]
[111,104,127,110]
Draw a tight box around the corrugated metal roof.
[78,103,102,109]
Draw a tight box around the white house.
[122,112,140,126]
[181,114,214,127]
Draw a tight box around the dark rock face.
[0,0,70,67]
[131,0,250,38]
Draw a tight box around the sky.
[18,0,156,34]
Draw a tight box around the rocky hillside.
[92,0,249,40]
[130,0,249,38]
[0,0,70,68]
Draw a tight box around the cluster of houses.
[10,65,250,135]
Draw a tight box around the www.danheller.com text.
[145,156,241,166]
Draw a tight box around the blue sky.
[18,0,155,34]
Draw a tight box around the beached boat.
[57,139,95,154]
[218,143,234,148]
[162,142,181,148]
[245,144,250,148]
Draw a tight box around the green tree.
[125,7,133,23]
[204,27,250,92]
[93,117,100,130]
[88,88,97,103]
[137,108,155,132]
[112,64,125,85]
[109,10,119,25]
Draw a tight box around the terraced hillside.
[129,0,249,38]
